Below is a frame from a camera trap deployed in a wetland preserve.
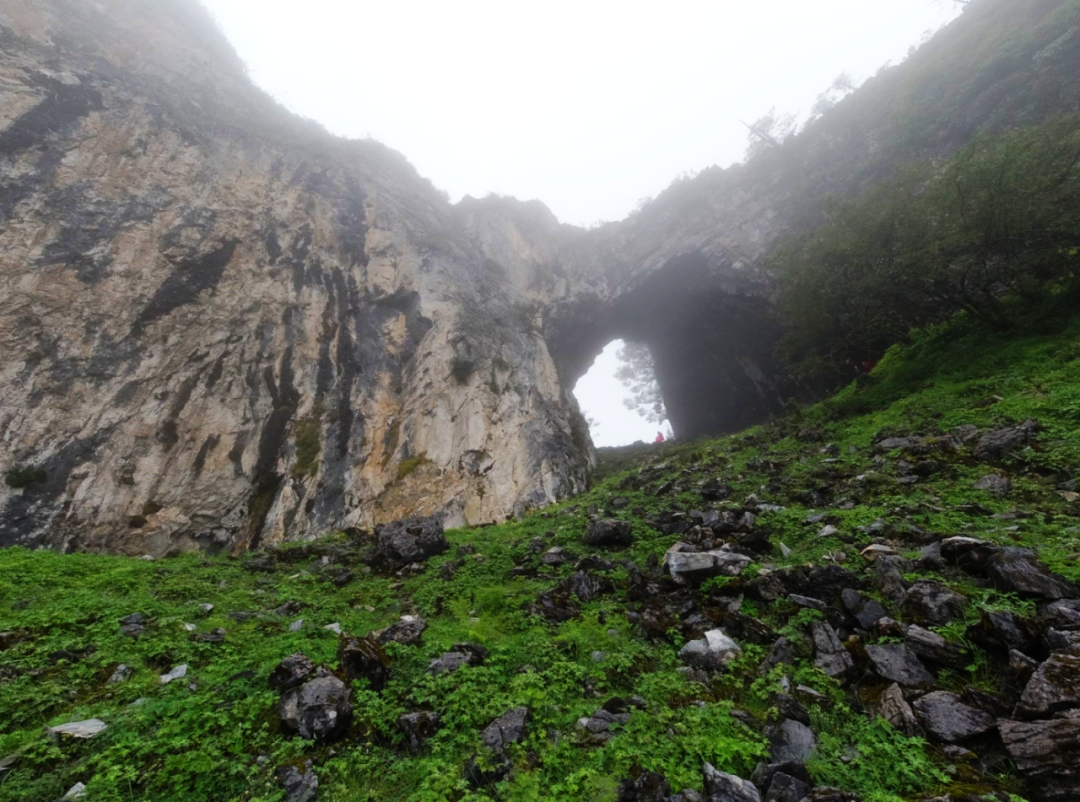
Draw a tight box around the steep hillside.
[2,309,1078,802]
[3,0,1080,554]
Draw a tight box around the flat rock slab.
[912,691,995,743]
[1016,654,1080,719]
[48,719,107,738]
[1000,716,1080,802]
[866,644,935,687]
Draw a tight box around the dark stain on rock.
[158,374,199,449]
[0,82,103,155]
[193,434,221,475]
[205,352,226,389]
[131,240,237,336]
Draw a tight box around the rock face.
[2,0,1079,554]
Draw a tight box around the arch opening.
[572,339,672,448]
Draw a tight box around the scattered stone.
[576,707,632,744]
[338,635,389,691]
[160,664,188,684]
[279,668,352,742]
[702,764,761,802]
[398,711,441,753]
[967,609,1040,654]
[1015,654,1080,719]
[1000,715,1080,802]
[48,719,107,739]
[911,691,995,743]
[192,628,227,644]
[902,581,966,626]
[481,706,529,751]
[108,664,133,684]
[61,783,87,800]
[859,544,897,561]
[974,474,1012,497]
[583,519,634,548]
[810,622,853,680]
[323,623,342,635]
[866,644,935,687]
[761,637,798,673]
[679,629,743,671]
[289,618,304,632]
[371,515,449,571]
[541,547,574,566]
[119,613,147,639]
[429,644,487,676]
[377,615,427,646]
[789,594,828,613]
[276,760,318,802]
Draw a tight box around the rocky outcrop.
[3,0,1079,554]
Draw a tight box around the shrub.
[4,465,47,489]
[774,115,1080,376]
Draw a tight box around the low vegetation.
[1,309,1078,802]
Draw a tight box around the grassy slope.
[1,311,1079,802]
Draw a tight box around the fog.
[199,0,964,446]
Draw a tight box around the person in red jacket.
[655,431,665,443]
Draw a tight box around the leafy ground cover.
[1,310,1079,802]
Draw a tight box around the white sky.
[199,0,963,446]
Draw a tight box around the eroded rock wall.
[0,0,589,554]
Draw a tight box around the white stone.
[49,720,107,739]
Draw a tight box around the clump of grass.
[4,465,47,489]
[292,418,322,478]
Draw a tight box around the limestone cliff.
[1,0,1078,554]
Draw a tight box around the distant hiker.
[655,431,665,443]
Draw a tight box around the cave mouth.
[552,252,793,442]
[572,339,672,448]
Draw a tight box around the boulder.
[481,706,529,751]
[810,622,853,680]
[967,609,1041,654]
[702,764,761,802]
[1015,654,1080,719]
[986,549,1076,600]
[668,550,751,584]
[876,682,921,737]
[973,420,1038,462]
[398,711,440,753]
[679,629,743,671]
[1040,599,1080,628]
[974,474,1012,497]
[866,644,935,687]
[842,589,888,630]
[269,653,317,692]
[279,668,353,742]
[764,772,809,802]
[905,625,968,669]
[911,691,995,743]
[760,637,798,673]
[429,643,487,676]
[376,615,427,646]
[617,771,671,801]
[276,760,318,802]
[1000,715,1080,802]
[337,635,389,691]
[767,718,817,764]
[583,519,634,548]
[902,581,966,626]
[576,707,631,744]
[371,515,448,571]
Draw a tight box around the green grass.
[2,310,1078,801]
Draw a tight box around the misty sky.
[200,0,963,446]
